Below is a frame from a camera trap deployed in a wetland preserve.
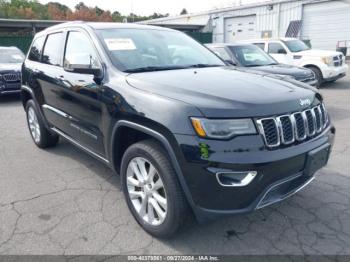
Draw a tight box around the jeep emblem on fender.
[300,98,311,106]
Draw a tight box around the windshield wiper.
[185,64,223,68]
[124,65,187,73]
[245,63,277,67]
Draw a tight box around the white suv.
[243,38,348,88]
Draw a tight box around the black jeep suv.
[21,22,335,238]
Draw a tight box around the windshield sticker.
[104,38,136,51]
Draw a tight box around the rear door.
[34,31,73,134]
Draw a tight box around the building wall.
[211,0,303,43]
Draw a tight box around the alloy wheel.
[126,157,168,226]
[28,107,41,143]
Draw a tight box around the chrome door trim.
[51,127,109,164]
[42,104,69,118]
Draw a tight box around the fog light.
[216,171,257,187]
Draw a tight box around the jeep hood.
[126,67,319,118]
[295,49,342,57]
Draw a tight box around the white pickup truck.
[243,38,348,88]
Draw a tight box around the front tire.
[121,140,188,238]
[25,100,59,148]
[309,66,323,89]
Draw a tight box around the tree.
[0,0,168,23]
[47,2,71,20]
[180,8,188,15]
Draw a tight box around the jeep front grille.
[257,104,329,148]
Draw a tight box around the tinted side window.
[268,43,286,54]
[64,31,100,70]
[28,36,45,62]
[212,47,231,61]
[254,43,265,50]
[42,33,63,66]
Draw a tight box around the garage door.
[224,15,256,43]
[301,1,350,50]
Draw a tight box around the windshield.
[96,28,225,72]
[229,45,277,67]
[0,48,25,63]
[283,40,310,52]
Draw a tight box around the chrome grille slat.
[256,118,280,148]
[257,103,328,148]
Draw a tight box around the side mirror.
[64,65,101,76]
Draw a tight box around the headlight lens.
[191,118,257,139]
[321,56,333,66]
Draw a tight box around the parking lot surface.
[0,71,350,255]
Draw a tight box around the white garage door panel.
[224,15,256,43]
[302,1,350,50]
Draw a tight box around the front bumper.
[174,125,335,221]
[0,81,21,95]
[322,64,348,81]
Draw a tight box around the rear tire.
[309,66,323,89]
[25,100,59,148]
[121,139,188,238]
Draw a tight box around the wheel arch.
[21,85,50,130]
[303,64,324,78]
[21,85,34,109]
[110,120,196,209]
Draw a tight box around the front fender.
[109,120,197,212]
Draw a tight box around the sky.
[38,0,269,16]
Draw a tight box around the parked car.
[21,22,335,238]
[242,38,348,87]
[206,43,317,87]
[0,46,24,95]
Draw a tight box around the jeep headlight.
[191,118,257,139]
[321,56,333,66]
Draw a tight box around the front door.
[267,42,292,65]
[59,30,105,156]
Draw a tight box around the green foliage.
[0,0,169,22]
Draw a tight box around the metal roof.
[140,0,323,25]
[0,18,63,28]
[139,13,210,26]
